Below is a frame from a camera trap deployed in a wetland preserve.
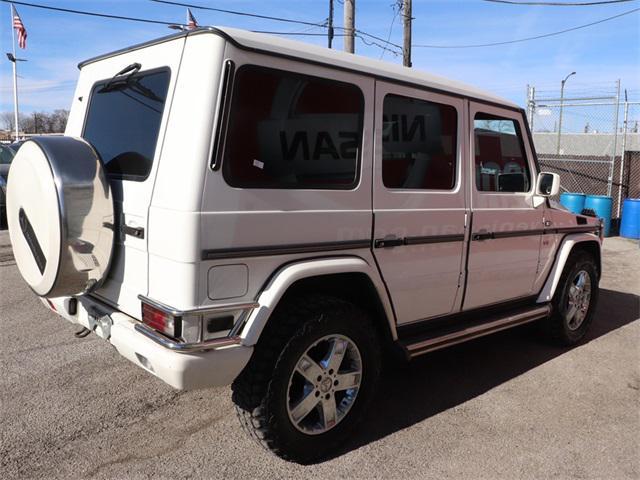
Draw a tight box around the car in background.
[0,174,6,229]
[0,143,18,229]
[0,143,17,180]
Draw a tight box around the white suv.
[6,27,602,463]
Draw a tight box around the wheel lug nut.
[315,391,320,397]
[325,394,330,400]
[317,375,322,382]
[334,380,339,386]
[329,369,334,375]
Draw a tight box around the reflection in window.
[83,69,170,181]
[474,113,531,192]
[223,66,364,189]
[382,94,457,190]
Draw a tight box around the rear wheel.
[232,294,380,463]
[547,250,599,345]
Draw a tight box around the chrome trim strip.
[137,294,259,317]
[405,305,551,358]
[134,323,241,352]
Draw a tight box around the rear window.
[83,69,170,181]
[222,65,364,189]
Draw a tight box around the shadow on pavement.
[332,288,639,460]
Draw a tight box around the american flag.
[186,8,198,30]
[12,4,27,49]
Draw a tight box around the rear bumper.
[43,295,253,390]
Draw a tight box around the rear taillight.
[142,302,179,338]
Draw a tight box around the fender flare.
[239,256,397,346]
[537,233,601,303]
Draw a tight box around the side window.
[474,113,531,193]
[382,94,457,189]
[222,65,364,189]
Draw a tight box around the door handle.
[122,224,145,239]
[374,237,404,248]
[472,230,494,241]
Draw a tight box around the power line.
[357,33,401,56]
[0,0,329,36]
[414,7,639,48]
[149,0,325,27]
[379,1,401,59]
[482,0,636,5]
[0,0,181,26]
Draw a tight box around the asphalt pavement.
[1,230,638,479]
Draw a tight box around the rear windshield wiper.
[99,63,142,93]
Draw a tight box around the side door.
[464,103,543,310]
[372,82,468,325]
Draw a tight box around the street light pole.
[556,71,576,155]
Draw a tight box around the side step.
[400,304,551,359]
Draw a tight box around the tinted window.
[0,145,15,165]
[474,113,531,192]
[222,66,363,189]
[83,69,170,181]
[382,95,457,189]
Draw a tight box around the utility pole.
[402,0,412,67]
[343,0,355,54]
[328,0,334,48]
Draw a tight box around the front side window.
[83,69,170,181]
[222,66,364,189]
[382,94,457,189]
[474,113,531,193]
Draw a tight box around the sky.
[0,0,639,117]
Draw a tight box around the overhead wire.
[149,0,325,27]
[379,1,401,59]
[0,0,179,26]
[413,7,640,48]
[481,0,637,6]
[2,0,637,53]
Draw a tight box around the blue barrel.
[560,192,586,214]
[620,198,640,239]
[584,195,613,237]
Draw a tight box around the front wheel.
[547,250,599,345]
[232,295,380,463]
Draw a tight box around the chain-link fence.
[526,82,640,223]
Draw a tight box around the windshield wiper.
[99,63,142,93]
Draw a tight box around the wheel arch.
[537,233,601,303]
[239,256,397,346]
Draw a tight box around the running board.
[400,304,551,359]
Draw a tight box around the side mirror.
[535,172,560,197]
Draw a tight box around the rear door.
[464,103,543,309]
[65,39,184,317]
[372,81,468,325]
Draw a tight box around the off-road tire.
[546,250,599,345]
[231,294,381,464]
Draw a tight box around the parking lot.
[0,230,638,479]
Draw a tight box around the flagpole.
[10,4,20,141]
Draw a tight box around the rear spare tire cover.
[6,136,114,297]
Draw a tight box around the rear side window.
[382,94,457,189]
[83,69,170,181]
[474,113,531,193]
[222,65,364,189]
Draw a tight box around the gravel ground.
[1,231,638,480]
